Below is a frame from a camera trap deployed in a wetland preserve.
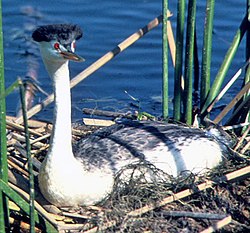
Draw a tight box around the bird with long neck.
[32,24,230,207]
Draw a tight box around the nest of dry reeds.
[6,115,250,233]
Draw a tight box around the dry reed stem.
[213,82,250,124]
[29,133,51,145]
[6,119,43,137]
[158,210,228,220]
[207,59,250,113]
[222,122,250,130]
[240,140,250,154]
[61,211,91,220]
[166,10,184,90]
[127,180,215,217]
[234,124,250,151]
[81,220,117,233]
[9,216,42,233]
[11,132,45,149]
[199,215,232,233]
[82,108,133,118]
[8,159,29,177]
[83,118,115,127]
[8,182,83,231]
[167,10,176,65]
[7,115,47,129]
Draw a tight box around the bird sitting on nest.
[32,24,231,207]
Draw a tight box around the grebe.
[32,24,229,207]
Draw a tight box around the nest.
[65,159,248,233]
[5,116,250,233]
[100,160,250,232]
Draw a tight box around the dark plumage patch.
[32,24,82,44]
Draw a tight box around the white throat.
[43,58,74,159]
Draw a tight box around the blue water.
[2,0,246,122]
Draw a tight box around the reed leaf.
[19,79,35,233]
[0,0,9,230]
[0,180,57,232]
[0,79,20,100]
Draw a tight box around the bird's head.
[32,24,84,63]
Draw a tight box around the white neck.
[43,58,74,159]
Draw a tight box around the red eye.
[72,42,76,49]
[54,42,60,50]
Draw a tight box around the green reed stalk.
[200,0,215,108]
[2,79,20,98]
[231,0,250,127]
[243,66,250,126]
[193,30,199,93]
[0,0,9,230]
[184,0,197,124]
[173,0,185,121]
[162,0,168,119]
[0,180,58,232]
[19,79,35,233]
[244,0,250,126]
[201,14,248,115]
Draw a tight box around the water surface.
[2,0,246,121]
